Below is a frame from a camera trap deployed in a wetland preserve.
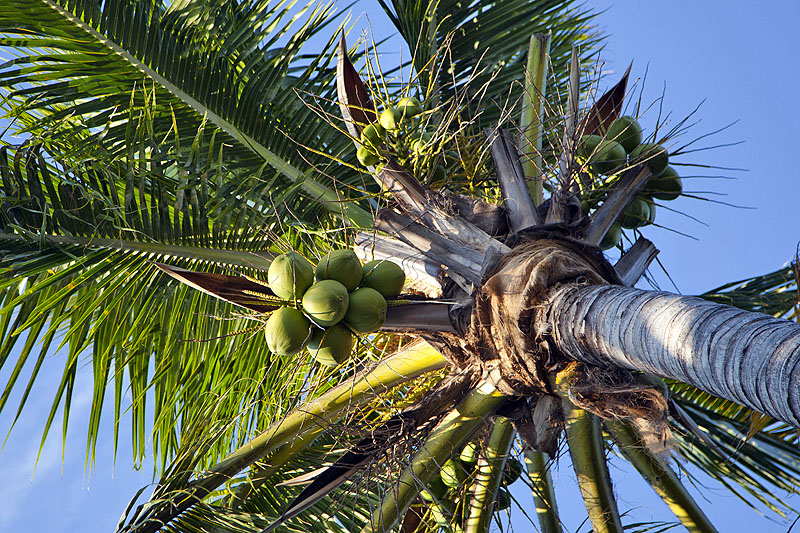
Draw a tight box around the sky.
[0,1,799,532]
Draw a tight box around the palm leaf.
[0,0,377,469]
[0,0,374,226]
[376,0,601,127]
[0,138,330,469]
[700,264,798,319]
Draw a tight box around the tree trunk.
[541,284,800,427]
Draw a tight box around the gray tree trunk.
[543,284,800,427]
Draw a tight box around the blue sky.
[0,1,798,532]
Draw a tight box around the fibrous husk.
[268,252,314,300]
[361,259,406,297]
[308,324,354,367]
[265,307,312,356]
[302,279,349,327]
[344,287,387,333]
[316,249,363,291]
[557,363,671,455]
[464,238,613,396]
[457,237,669,450]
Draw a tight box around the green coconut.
[264,307,312,356]
[440,459,469,488]
[645,197,657,224]
[361,260,406,297]
[631,142,669,176]
[411,131,434,155]
[494,488,511,511]
[268,251,314,300]
[307,324,354,367]
[397,96,422,117]
[502,458,523,485]
[356,145,379,167]
[459,441,480,464]
[316,249,363,291]
[302,280,349,327]
[646,165,682,201]
[430,498,456,527]
[618,197,651,229]
[578,134,604,160]
[361,123,384,148]
[344,287,387,333]
[431,164,446,182]
[590,139,627,175]
[379,107,402,131]
[580,195,593,215]
[606,116,643,153]
[600,222,622,250]
[420,476,448,502]
[445,150,461,163]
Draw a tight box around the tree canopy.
[0,0,798,532]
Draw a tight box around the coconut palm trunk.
[542,284,800,427]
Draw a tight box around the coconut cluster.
[419,440,522,526]
[355,96,446,182]
[263,249,405,366]
[577,116,683,249]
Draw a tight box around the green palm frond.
[117,342,447,532]
[163,438,370,533]
[0,0,378,469]
[376,0,601,125]
[0,137,332,469]
[0,0,374,226]
[669,389,800,516]
[700,263,798,319]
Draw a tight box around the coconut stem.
[521,32,551,207]
[606,419,719,533]
[524,450,562,533]
[486,128,541,231]
[614,236,659,286]
[130,342,447,532]
[586,165,651,246]
[359,381,505,533]
[464,417,516,533]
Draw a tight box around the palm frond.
[0,138,335,469]
[376,0,602,127]
[119,341,447,532]
[700,263,798,320]
[670,392,800,517]
[0,0,374,226]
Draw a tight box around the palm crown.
[0,0,799,532]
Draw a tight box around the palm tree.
[0,1,798,533]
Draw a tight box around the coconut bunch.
[576,115,683,249]
[355,96,450,182]
[264,249,406,366]
[418,440,523,529]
